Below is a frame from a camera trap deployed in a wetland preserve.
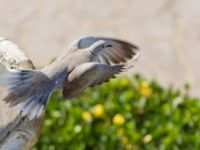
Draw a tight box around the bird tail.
[0,64,54,119]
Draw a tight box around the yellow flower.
[143,134,153,143]
[140,81,152,97]
[117,128,125,135]
[113,113,125,125]
[81,111,92,122]
[92,104,105,118]
[126,144,133,150]
[121,136,129,145]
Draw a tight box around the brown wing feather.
[97,37,140,65]
[89,63,124,87]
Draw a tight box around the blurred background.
[0,0,200,149]
[0,0,200,96]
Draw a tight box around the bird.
[0,36,140,120]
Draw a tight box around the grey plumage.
[0,36,140,119]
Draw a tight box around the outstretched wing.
[62,36,140,98]
[64,62,124,90]
[65,36,140,66]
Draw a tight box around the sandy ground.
[0,0,200,96]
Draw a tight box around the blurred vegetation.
[35,74,200,150]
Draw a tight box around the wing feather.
[66,36,140,67]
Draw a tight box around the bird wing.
[62,37,140,97]
[94,37,140,65]
[66,36,140,66]
[88,63,124,87]
[66,62,124,87]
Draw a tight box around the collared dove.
[0,36,140,119]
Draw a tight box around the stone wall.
[0,0,200,96]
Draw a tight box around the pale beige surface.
[0,0,199,96]
[0,38,44,150]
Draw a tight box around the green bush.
[35,74,200,150]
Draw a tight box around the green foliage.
[35,74,200,150]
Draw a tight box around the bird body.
[0,36,140,119]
